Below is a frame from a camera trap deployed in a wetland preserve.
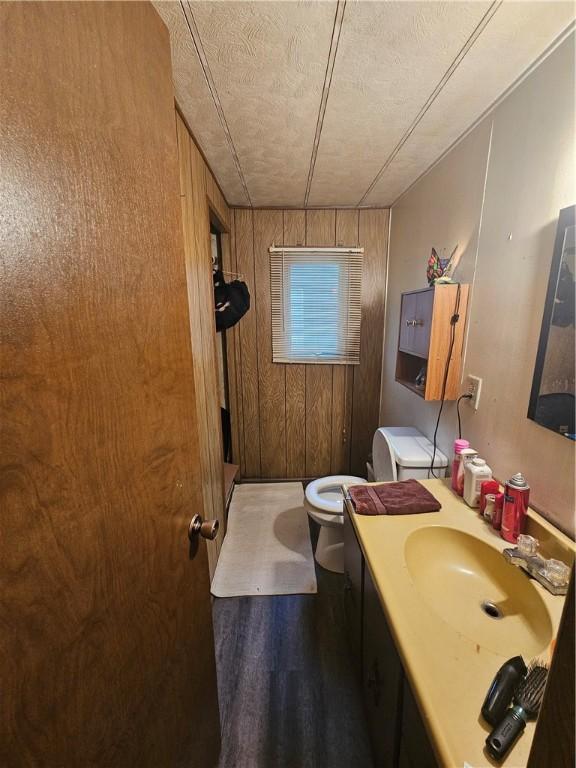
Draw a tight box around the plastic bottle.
[480,479,500,516]
[455,448,478,497]
[492,493,504,530]
[463,457,492,508]
[451,439,469,493]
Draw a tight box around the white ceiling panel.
[155,0,574,209]
[153,1,249,205]
[308,1,492,206]
[363,1,576,206]
[190,0,337,206]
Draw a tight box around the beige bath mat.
[211,482,317,597]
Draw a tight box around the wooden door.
[0,3,220,766]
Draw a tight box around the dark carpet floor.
[212,520,374,768]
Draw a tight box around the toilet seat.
[305,475,366,514]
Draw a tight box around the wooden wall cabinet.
[395,284,469,401]
[344,508,438,768]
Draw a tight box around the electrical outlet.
[466,375,482,410]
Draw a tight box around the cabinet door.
[343,508,363,675]
[398,292,418,354]
[363,565,404,767]
[411,289,434,358]
[400,679,438,768]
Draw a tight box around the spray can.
[501,473,530,543]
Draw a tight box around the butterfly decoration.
[426,245,459,286]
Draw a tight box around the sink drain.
[481,600,503,619]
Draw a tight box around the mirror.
[528,205,575,439]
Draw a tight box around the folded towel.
[347,479,441,516]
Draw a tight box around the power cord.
[457,393,473,439]
[428,283,461,479]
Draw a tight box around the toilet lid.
[305,475,367,514]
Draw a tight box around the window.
[270,246,363,364]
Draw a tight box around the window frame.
[269,245,364,365]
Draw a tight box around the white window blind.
[269,246,363,364]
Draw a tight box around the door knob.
[188,514,219,541]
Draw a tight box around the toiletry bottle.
[463,458,492,508]
[480,479,499,516]
[492,492,504,530]
[451,439,469,493]
[455,448,478,497]
[501,473,530,543]
[483,493,497,523]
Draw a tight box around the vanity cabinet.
[399,679,438,768]
[343,507,438,768]
[363,563,404,767]
[343,507,364,670]
[395,284,469,401]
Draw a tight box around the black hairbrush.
[485,660,548,761]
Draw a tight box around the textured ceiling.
[154,1,575,208]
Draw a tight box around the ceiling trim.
[180,0,252,205]
[175,103,231,208]
[390,19,576,210]
[357,0,503,206]
[303,0,347,207]
[231,204,389,211]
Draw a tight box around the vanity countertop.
[344,478,574,768]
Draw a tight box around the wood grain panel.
[331,210,359,474]
[528,568,574,768]
[206,167,230,231]
[426,284,469,400]
[351,209,389,475]
[0,3,219,765]
[177,114,213,551]
[178,119,227,575]
[283,210,306,247]
[254,210,286,477]
[283,210,307,477]
[222,219,242,471]
[229,207,388,480]
[193,146,227,568]
[306,208,336,246]
[234,208,261,476]
[305,210,336,477]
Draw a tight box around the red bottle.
[451,439,469,493]
[492,493,504,530]
[480,480,499,516]
[501,473,530,543]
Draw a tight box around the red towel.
[348,479,441,516]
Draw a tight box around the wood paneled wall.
[225,208,389,479]
[176,112,229,578]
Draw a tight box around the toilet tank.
[372,427,448,482]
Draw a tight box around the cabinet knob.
[188,514,220,541]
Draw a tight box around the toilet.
[304,426,448,573]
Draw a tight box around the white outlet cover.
[466,375,482,410]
